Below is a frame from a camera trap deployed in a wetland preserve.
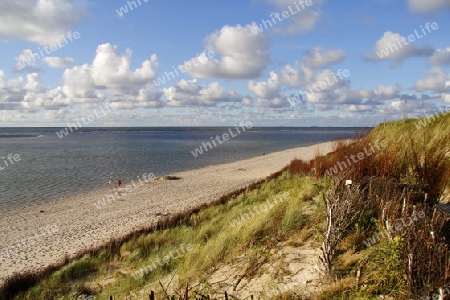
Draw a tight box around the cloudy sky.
[0,0,449,127]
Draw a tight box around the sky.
[0,0,449,127]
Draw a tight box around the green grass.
[291,112,449,299]
[368,112,450,199]
[11,173,330,299]
[7,112,450,299]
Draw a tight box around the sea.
[0,127,369,212]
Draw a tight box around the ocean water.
[0,127,366,212]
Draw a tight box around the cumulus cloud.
[329,85,402,114]
[414,67,450,93]
[184,24,271,79]
[0,71,68,111]
[442,94,450,103]
[43,56,76,68]
[377,100,403,115]
[0,0,84,45]
[373,85,402,100]
[63,43,160,98]
[256,97,289,109]
[408,0,450,13]
[13,49,41,72]
[246,60,355,109]
[307,69,350,93]
[247,71,280,99]
[302,47,347,69]
[110,84,164,109]
[278,62,315,87]
[306,88,356,105]
[1,43,165,114]
[163,80,241,107]
[341,104,375,112]
[249,61,402,110]
[279,63,348,92]
[0,67,166,114]
[429,47,450,66]
[263,0,325,35]
[241,96,254,107]
[305,85,400,108]
[245,55,401,111]
[0,71,27,106]
[363,31,434,66]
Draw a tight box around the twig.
[159,281,169,298]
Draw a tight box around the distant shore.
[0,135,37,138]
[0,141,335,282]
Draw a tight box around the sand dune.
[0,142,334,283]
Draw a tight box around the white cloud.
[247,71,280,99]
[307,69,349,92]
[0,71,69,111]
[0,71,27,109]
[63,43,160,98]
[364,31,434,66]
[373,85,402,100]
[0,43,165,114]
[414,67,449,93]
[90,44,159,89]
[377,100,402,115]
[429,47,450,66]
[279,62,315,87]
[242,96,254,107]
[62,64,101,100]
[256,97,288,109]
[110,85,164,109]
[0,0,84,45]
[14,49,41,72]
[163,80,241,107]
[43,57,76,68]
[245,57,400,111]
[442,94,450,103]
[302,47,347,69]
[0,67,167,114]
[341,104,375,112]
[184,24,271,79]
[300,82,399,108]
[408,0,450,13]
[303,83,400,110]
[264,0,325,35]
[24,73,41,91]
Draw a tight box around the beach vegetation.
[2,111,449,299]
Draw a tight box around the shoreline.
[0,141,335,282]
[0,140,333,214]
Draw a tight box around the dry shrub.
[363,177,450,297]
[290,126,449,204]
[289,159,311,176]
[320,175,450,298]
[320,174,374,272]
[401,206,450,297]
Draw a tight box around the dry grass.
[3,169,327,299]
[3,112,449,299]
[290,112,450,299]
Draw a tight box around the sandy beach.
[0,142,334,283]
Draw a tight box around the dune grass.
[287,112,450,299]
[291,112,450,201]
[9,173,330,299]
[4,112,450,299]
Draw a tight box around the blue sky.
[0,0,449,127]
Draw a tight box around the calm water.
[0,127,367,212]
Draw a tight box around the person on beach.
[108,180,112,188]
[118,179,121,187]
